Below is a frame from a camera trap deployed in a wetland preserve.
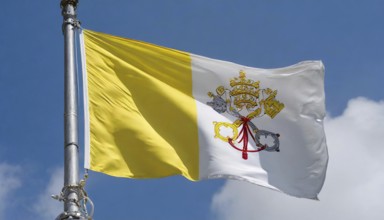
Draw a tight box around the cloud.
[211,97,384,220]
[33,167,63,220]
[0,163,22,219]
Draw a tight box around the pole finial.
[61,0,79,9]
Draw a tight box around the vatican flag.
[80,29,328,199]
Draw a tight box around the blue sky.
[0,1,383,219]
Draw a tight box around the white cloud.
[211,97,384,220]
[33,167,63,220]
[0,163,22,219]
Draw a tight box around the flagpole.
[60,0,81,218]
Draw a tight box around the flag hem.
[79,29,91,169]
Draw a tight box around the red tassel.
[242,152,248,160]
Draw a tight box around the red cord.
[227,117,265,160]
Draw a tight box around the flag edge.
[79,29,91,169]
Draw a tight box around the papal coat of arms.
[207,70,285,160]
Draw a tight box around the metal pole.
[60,0,81,219]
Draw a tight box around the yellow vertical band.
[83,30,199,180]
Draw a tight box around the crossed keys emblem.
[207,70,285,160]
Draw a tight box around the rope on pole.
[52,171,94,220]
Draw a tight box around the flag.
[80,29,328,199]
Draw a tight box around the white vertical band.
[79,29,91,169]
